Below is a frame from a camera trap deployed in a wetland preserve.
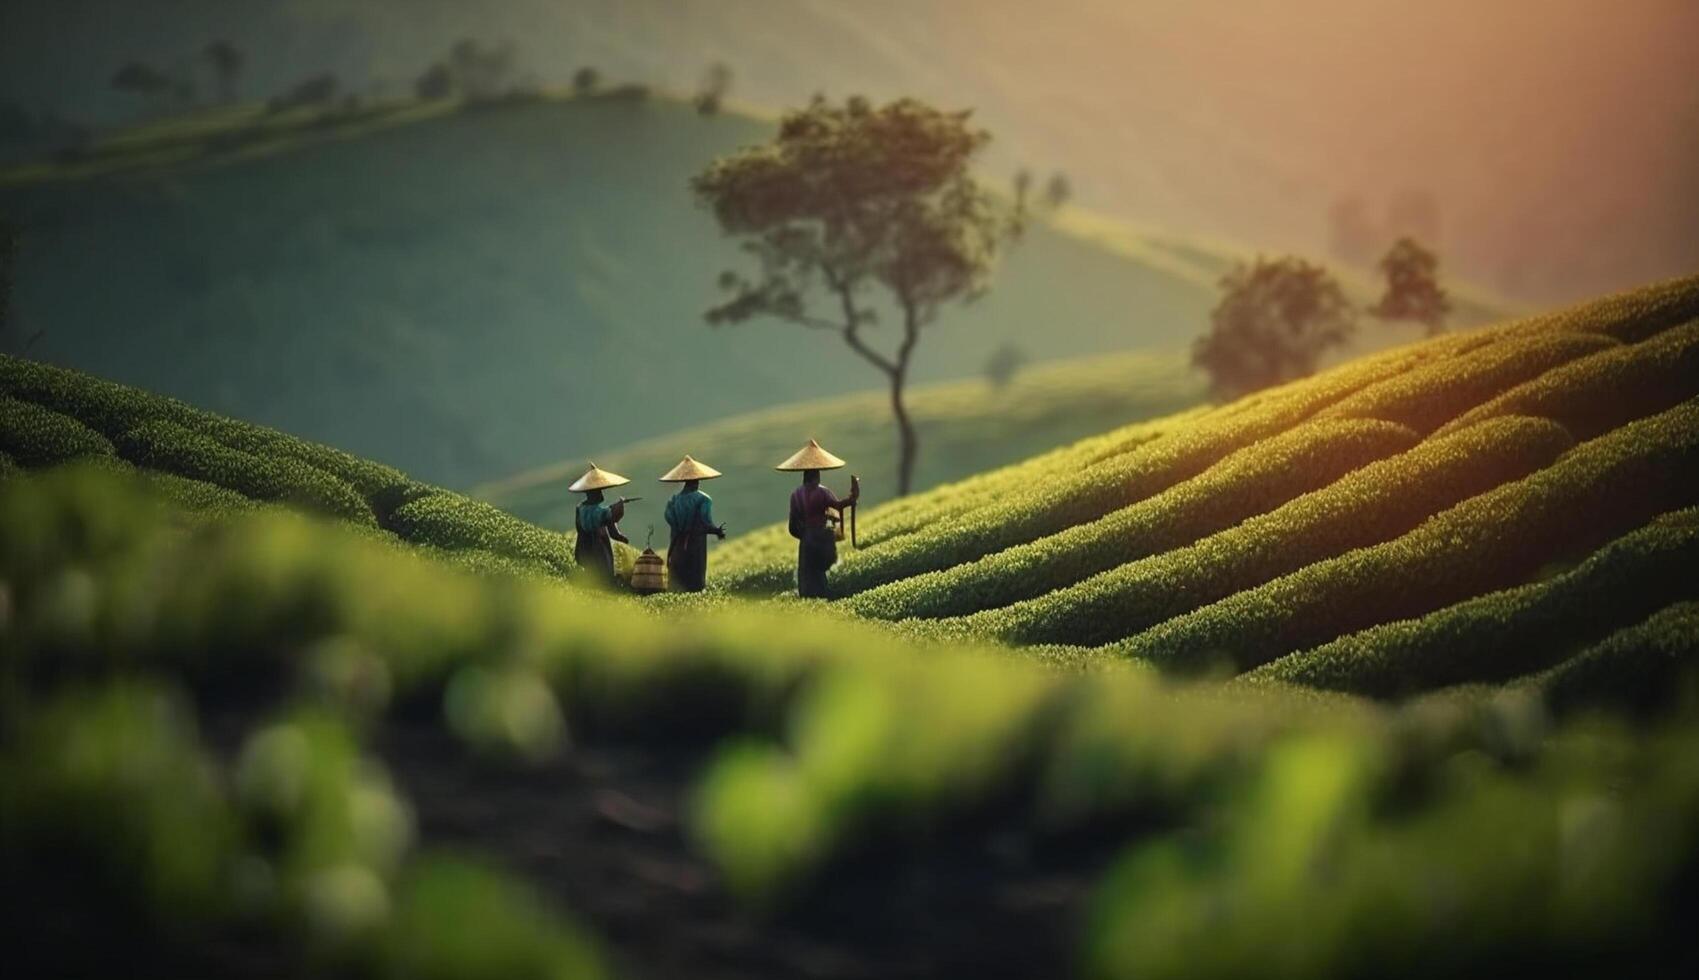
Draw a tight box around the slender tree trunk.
[889,367,917,495]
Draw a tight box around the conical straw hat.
[567,462,631,493]
[658,455,723,482]
[774,438,846,471]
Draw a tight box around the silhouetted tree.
[984,342,1028,390]
[450,39,517,100]
[204,40,245,103]
[1043,172,1071,209]
[1369,237,1451,336]
[573,66,600,94]
[111,62,174,107]
[415,63,455,101]
[693,96,1015,494]
[1192,256,1356,400]
[695,62,732,115]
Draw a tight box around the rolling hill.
[0,91,1506,489]
[712,273,1699,693]
[3,275,1698,979]
[477,349,1207,542]
[0,351,620,580]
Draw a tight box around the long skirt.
[797,526,838,598]
[575,530,616,586]
[668,530,709,592]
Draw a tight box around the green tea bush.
[0,450,15,479]
[1437,318,1699,441]
[1126,399,1699,674]
[850,418,1418,620]
[1084,724,1699,980]
[824,362,1488,598]
[189,413,411,502]
[0,395,116,464]
[0,682,238,919]
[388,492,573,574]
[1497,270,1699,343]
[1319,331,1619,435]
[116,418,376,526]
[1,354,414,507]
[940,415,1572,648]
[137,468,266,518]
[2,354,194,436]
[1246,508,1699,697]
[381,857,607,980]
[708,411,1192,592]
[1532,601,1699,717]
[715,331,1482,593]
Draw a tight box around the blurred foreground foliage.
[2,465,1697,977]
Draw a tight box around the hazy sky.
[3,0,1696,302]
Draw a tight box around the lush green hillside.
[5,460,1698,978]
[714,274,1699,692]
[478,349,1207,542]
[0,352,621,580]
[0,91,1506,489]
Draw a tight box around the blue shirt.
[665,489,715,534]
[576,501,612,534]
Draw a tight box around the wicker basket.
[630,547,667,594]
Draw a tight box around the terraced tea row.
[1123,398,1699,673]
[1245,508,1699,696]
[0,355,581,576]
[849,418,1421,620]
[910,414,1572,647]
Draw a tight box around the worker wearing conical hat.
[569,462,634,586]
[660,455,727,592]
[777,439,859,599]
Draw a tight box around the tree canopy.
[691,95,1011,493]
[1370,236,1451,336]
[1192,256,1356,400]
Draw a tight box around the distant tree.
[695,62,732,115]
[204,40,245,103]
[1042,172,1071,210]
[1192,256,1356,400]
[984,342,1028,390]
[449,38,517,101]
[1328,195,1377,266]
[1369,237,1451,336]
[415,62,455,101]
[693,95,1016,494]
[111,62,174,107]
[573,66,600,95]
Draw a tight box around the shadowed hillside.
[0,93,1504,489]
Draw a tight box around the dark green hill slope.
[0,93,1504,489]
[0,352,598,579]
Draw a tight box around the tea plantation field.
[0,353,624,581]
[3,274,1698,978]
[478,349,1207,542]
[716,273,1699,694]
